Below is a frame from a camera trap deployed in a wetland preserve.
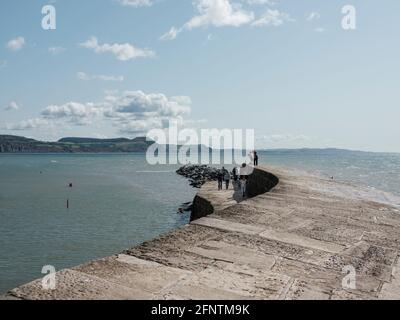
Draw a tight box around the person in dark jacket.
[254,151,259,166]
[232,167,238,182]
[217,170,223,190]
[223,167,231,190]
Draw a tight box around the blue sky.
[0,0,399,152]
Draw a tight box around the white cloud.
[306,12,321,22]
[107,91,191,119]
[4,101,20,111]
[160,27,181,41]
[80,37,155,61]
[103,91,192,134]
[3,90,194,135]
[48,46,66,55]
[162,0,292,40]
[185,0,254,29]
[6,37,25,51]
[162,0,254,40]
[2,118,49,130]
[41,102,104,125]
[32,91,192,134]
[315,27,325,33]
[77,72,124,82]
[245,0,274,5]
[252,9,293,27]
[119,0,152,7]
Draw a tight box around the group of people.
[217,167,231,191]
[216,164,250,197]
[216,150,260,197]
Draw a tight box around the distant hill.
[58,137,131,144]
[0,135,155,153]
[258,148,374,154]
[1,136,364,154]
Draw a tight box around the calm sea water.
[0,154,196,294]
[1,150,400,294]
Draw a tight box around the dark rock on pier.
[176,165,220,188]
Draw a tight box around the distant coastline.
[0,135,215,154]
[0,135,154,153]
[1,134,398,155]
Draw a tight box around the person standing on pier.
[223,167,231,190]
[217,169,223,190]
[254,151,259,166]
[232,167,238,182]
[240,177,247,197]
[239,163,250,197]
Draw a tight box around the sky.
[0,0,399,152]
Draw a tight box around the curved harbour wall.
[190,168,279,221]
[4,165,400,300]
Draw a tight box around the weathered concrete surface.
[3,165,400,300]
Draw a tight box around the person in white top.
[240,177,247,197]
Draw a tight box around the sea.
[1,149,400,294]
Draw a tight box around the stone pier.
[3,165,400,300]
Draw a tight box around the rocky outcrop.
[176,165,220,188]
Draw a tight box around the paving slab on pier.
[3,165,400,300]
